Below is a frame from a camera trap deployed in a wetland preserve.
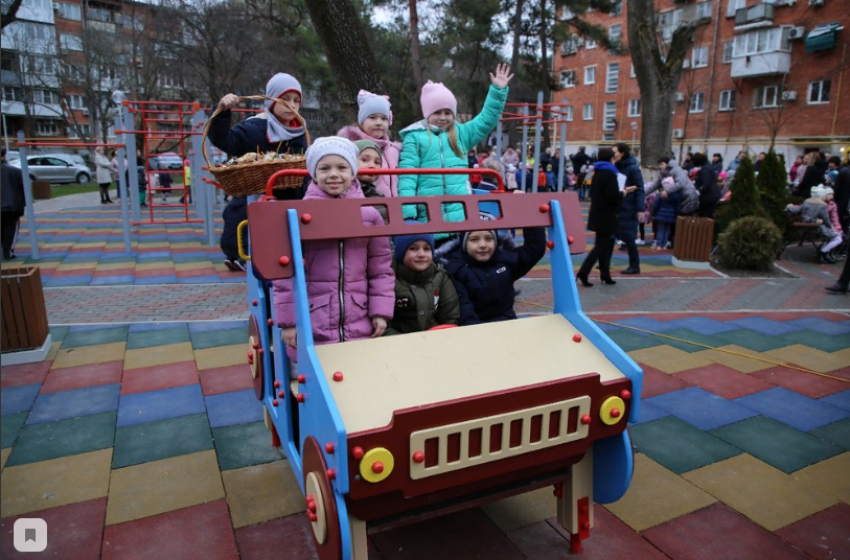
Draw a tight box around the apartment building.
[552,0,849,163]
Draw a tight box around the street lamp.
[1,100,10,154]
[631,121,638,150]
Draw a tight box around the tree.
[305,0,386,121]
[409,0,424,97]
[627,0,709,169]
[1,0,25,30]
[716,155,764,233]
[757,149,789,231]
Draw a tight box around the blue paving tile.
[178,275,221,284]
[117,384,206,427]
[666,316,742,336]
[128,322,189,333]
[783,317,850,336]
[137,251,172,259]
[69,323,128,332]
[46,275,93,287]
[628,402,669,425]
[728,317,801,336]
[27,384,120,424]
[205,389,264,428]
[134,275,178,285]
[188,320,249,333]
[610,317,676,333]
[1,384,42,416]
[821,389,850,413]
[90,275,135,285]
[596,322,620,333]
[100,251,138,259]
[217,276,248,283]
[64,251,103,259]
[172,251,210,259]
[735,388,849,432]
[646,387,758,431]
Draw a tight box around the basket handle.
[201,94,312,168]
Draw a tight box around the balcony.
[730,51,790,78]
[735,3,774,30]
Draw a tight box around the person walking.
[576,147,621,287]
[1,148,25,260]
[614,142,645,275]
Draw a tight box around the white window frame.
[55,2,82,21]
[36,121,60,136]
[719,89,736,111]
[69,94,85,109]
[565,106,574,121]
[611,0,623,16]
[560,70,577,89]
[696,1,712,19]
[603,101,616,130]
[561,37,580,56]
[628,98,641,117]
[733,27,790,58]
[605,62,619,93]
[608,24,622,45]
[754,85,779,108]
[807,80,830,104]
[584,66,596,85]
[585,38,597,49]
[602,133,615,141]
[726,0,745,17]
[659,8,683,43]
[722,41,734,63]
[690,92,705,113]
[691,46,709,68]
[3,86,23,102]
[583,104,594,121]
[630,64,636,78]
[60,33,83,51]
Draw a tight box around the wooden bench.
[780,212,829,258]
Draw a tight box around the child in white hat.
[787,185,843,264]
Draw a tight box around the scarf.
[263,73,305,144]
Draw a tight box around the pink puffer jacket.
[828,201,843,237]
[272,179,395,361]
[337,125,402,197]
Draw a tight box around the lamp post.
[631,121,638,151]
[1,100,10,154]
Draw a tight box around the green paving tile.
[606,330,664,353]
[713,329,790,352]
[1,412,28,449]
[61,326,129,349]
[48,325,70,343]
[777,329,850,353]
[173,255,215,263]
[126,326,191,350]
[99,256,138,263]
[629,416,741,474]
[112,413,214,469]
[809,419,850,451]
[710,415,843,474]
[189,327,249,350]
[6,411,116,466]
[134,256,173,263]
[658,329,724,354]
[212,421,284,470]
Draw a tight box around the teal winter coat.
[397,85,508,231]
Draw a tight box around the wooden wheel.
[248,315,264,400]
[302,436,342,560]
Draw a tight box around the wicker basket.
[202,95,311,197]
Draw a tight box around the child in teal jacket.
[397,65,514,237]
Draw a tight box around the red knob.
[580,414,592,425]
[412,451,425,464]
[573,334,582,343]
[297,374,306,384]
[332,371,344,382]
[301,213,312,224]
[352,447,364,460]
[278,390,285,398]
[252,299,258,306]
[553,486,563,498]
[567,235,575,245]
[308,512,317,522]
[258,348,264,357]
[273,380,281,389]
[325,443,335,454]
[247,352,254,364]
[307,501,316,513]
[253,342,260,349]
[267,318,274,326]
[546,240,555,249]
[371,462,384,474]
[278,255,290,266]
[327,468,336,480]
[539,204,550,213]
[610,408,621,418]
[272,399,279,407]
[296,393,305,403]
[620,390,631,400]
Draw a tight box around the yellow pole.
[830,44,847,137]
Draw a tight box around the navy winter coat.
[208,111,309,200]
[615,155,645,230]
[220,196,248,255]
[694,165,720,206]
[1,161,25,214]
[442,228,546,325]
[652,190,681,224]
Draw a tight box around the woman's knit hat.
[305,136,359,178]
[353,139,384,162]
[420,81,457,119]
[264,73,304,142]
[394,222,435,262]
[811,185,833,200]
[661,177,675,189]
[357,90,393,126]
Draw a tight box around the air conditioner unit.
[82,108,89,116]
[675,92,686,102]
[683,59,691,69]
[782,90,798,101]
[808,0,823,6]
[673,128,684,138]
[788,26,806,40]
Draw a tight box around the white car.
[12,154,92,184]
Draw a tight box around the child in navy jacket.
[651,177,681,251]
[440,226,546,325]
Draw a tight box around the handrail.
[17,142,125,148]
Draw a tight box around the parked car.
[11,154,92,184]
[151,152,184,170]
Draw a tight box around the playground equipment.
[244,168,642,559]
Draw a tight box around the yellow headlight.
[359,447,394,483]
[599,396,625,426]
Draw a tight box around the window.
[726,0,745,17]
[55,2,81,20]
[583,104,594,120]
[630,64,636,78]
[560,70,576,88]
[69,94,85,109]
[60,33,83,51]
[659,8,683,43]
[63,62,84,81]
[561,37,580,55]
[159,73,179,88]
[2,86,23,102]
[584,66,596,85]
[87,7,111,22]
[565,106,574,121]
[23,22,52,43]
[606,63,619,93]
[585,38,597,49]
[808,80,830,104]
[628,98,641,117]
[722,42,734,63]
[560,7,574,20]
[36,121,60,136]
[719,89,736,111]
[696,1,712,19]
[611,0,623,15]
[753,85,779,108]
[25,54,54,75]
[603,101,616,130]
[33,90,55,104]
[603,133,615,141]
[690,92,705,112]
[733,28,788,57]
[608,24,622,47]
[691,47,709,68]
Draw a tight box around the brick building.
[552,0,849,165]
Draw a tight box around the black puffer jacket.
[615,155,645,230]
[220,196,248,255]
[796,159,828,199]
[1,161,25,214]
[442,228,546,325]
[694,165,720,206]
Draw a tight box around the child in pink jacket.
[337,91,402,197]
[273,137,395,374]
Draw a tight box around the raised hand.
[490,64,515,88]
[218,93,239,110]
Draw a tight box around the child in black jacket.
[441,226,546,325]
[221,196,248,271]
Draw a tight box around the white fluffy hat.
[305,136,359,178]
